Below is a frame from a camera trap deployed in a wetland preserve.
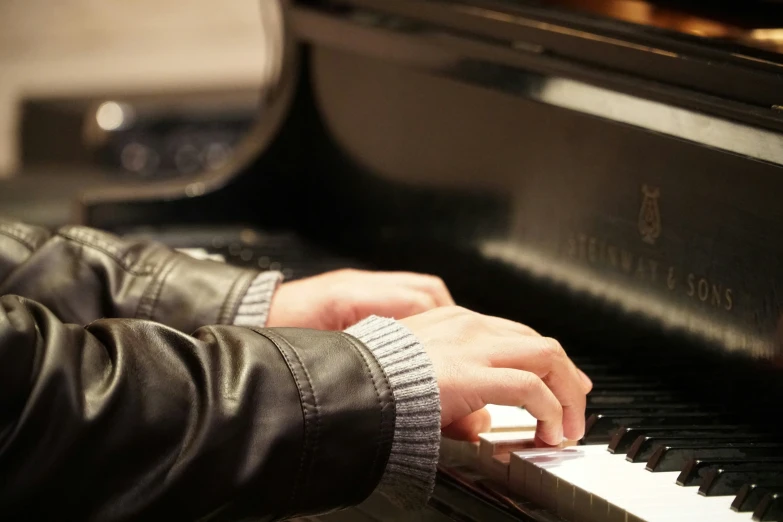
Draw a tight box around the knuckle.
[539,337,566,361]
[428,274,448,289]
[444,305,468,318]
[514,371,543,394]
[416,292,437,310]
[551,400,564,420]
[330,268,355,279]
[452,312,479,334]
[519,323,540,337]
[462,310,484,328]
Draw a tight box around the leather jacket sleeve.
[0,219,397,519]
[0,218,258,332]
[0,294,394,520]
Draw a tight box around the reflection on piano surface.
[76,0,783,520]
[534,0,783,53]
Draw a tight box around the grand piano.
[74,0,783,520]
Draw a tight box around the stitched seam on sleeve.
[57,230,153,276]
[0,224,41,251]
[135,253,178,320]
[249,328,311,509]
[263,330,321,500]
[338,332,387,483]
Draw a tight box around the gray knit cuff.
[345,315,441,510]
[232,271,283,327]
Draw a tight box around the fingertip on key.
[535,423,564,447]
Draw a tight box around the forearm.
[0,295,394,520]
[0,218,268,332]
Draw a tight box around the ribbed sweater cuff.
[232,271,283,327]
[345,315,441,510]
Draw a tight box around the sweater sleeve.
[346,316,441,510]
[232,271,284,327]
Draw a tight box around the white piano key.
[479,431,536,479]
[450,404,755,522]
[528,445,615,521]
[439,406,536,468]
[510,446,604,509]
[523,451,567,506]
[479,430,578,487]
[509,448,560,497]
[538,445,752,522]
[487,453,512,485]
[479,431,537,459]
[485,404,538,431]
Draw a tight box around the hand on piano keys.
[441,373,783,522]
[401,306,592,446]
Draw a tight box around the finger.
[442,408,492,441]
[474,368,564,446]
[362,286,439,319]
[374,272,455,307]
[485,336,586,441]
[577,368,593,393]
[483,324,590,396]
[476,313,541,337]
[468,315,591,396]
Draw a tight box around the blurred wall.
[0,0,276,176]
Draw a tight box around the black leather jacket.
[0,218,395,521]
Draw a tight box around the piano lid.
[327,0,783,111]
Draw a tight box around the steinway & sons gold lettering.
[566,233,733,311]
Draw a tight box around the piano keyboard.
[443,359,783,522]
[130,226,366,282]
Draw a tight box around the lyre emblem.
[638,184,661,245]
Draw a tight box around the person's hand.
[400,306,592,446]
[266,269,454,330]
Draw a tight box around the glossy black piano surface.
[76,0,783,520]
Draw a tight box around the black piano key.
[734,484,783,512]
[647,443,783,472]
[588,389,671,397]
[588,375,643,382]
[588,392,678,405]
[583,412,729,444]
[587,382,665,391]
[628,434,778,463]
[699,467,783,496]
[585,402,699,415]
[753,492,783,521]
[572,365,612,375]
[678,458,783,487]
[610,426,751,455]
[588,378,666,388]
[576,362,687,374]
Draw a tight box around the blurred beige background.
[0,0,277,176]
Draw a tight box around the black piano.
[76,0,783,520]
